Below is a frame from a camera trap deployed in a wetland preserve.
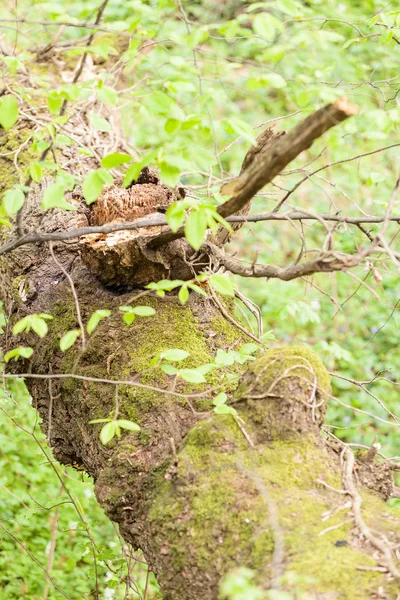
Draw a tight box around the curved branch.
[203,242,360,281]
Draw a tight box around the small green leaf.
[47,91,63,115]
[161,363,178,375]
[0,95,19,130]
[185,209,207,250]
[0,218,11,228]
[209,274,235,296]
[115,419,141,432]
[213,392,228,406]
[100,421,117,445]
[60,329,81,351]
[88,113,111,133]
[97,85,118,106]
[165,118,181,134]
[97,168,114,185]
[160,349,189,362]
[240,343,259,355]
[87,309,111,334]
[179,369,206,384]
[31,315,50,338]
[131,306,156,317]
[159,162,181,188]
[214,403,237,415]
[178,285,189,304]
[89,418,111,424]
[166,202,186,232]
[187,283,208,297]
[82,170,106,205]
[253,12,283,39]
[42,183,76,211]
[122,163,142,188]
[2,188,25,215]
[101,152,132,169]
[12,314,53,338]
[29,162,43,183]
[122,313,136,325]
[4,346,33,362]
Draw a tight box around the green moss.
[0,127,34,196]
[149,418,397,598]
[244,345,331,395]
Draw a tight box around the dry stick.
[3,210,400,256]
[149,97,358,248]
[343,449,400,578]
[14,0,110,235]
[1,371,232,399]
[49,242,86,351]
[208,285,262,344]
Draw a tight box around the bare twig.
[49,242,86,351]
[342,448,400,578]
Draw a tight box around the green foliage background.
[0,0,399,597]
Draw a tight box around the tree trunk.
[1,116,399,599]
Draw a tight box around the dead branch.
[202,241,360,280]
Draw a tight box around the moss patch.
[149,418,397,599]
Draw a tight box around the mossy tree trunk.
[1,164,399,599]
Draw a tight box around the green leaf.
[41,183,76,211]
[12,313,53,337]
[264,73,287,89]
[166,202,186,232]
[131,306,156,316]
[29,162,43,183]
[179,369,206,384]
[97,85,118,106]
[115,419,141,432]
[87,309,111,334]
[89,418,111,424]
[100,422,117,445]
[159,162,181,188]
[2,188,25,215]
[209,274,235,296]
[60,329,81,351]
[122,313,135,325]
[213,392,228,406]
[30,315,51,338]
[178,285,189,304]
[240,343,259,355]
[101,152,132,168]
[4,346,33,362]
[0,95,19,130]
[253,13,283,39]
[82,170,106,205]
[187,283,207,297]
[122,163,143,188]
[47,91,63,115]
[0,218,11,228]
[160,349,189,361]
[214,403,237,415]
[88,113,112,133]
[165,118,181,134]
[160,363,178,375]
[185,209,207,250]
